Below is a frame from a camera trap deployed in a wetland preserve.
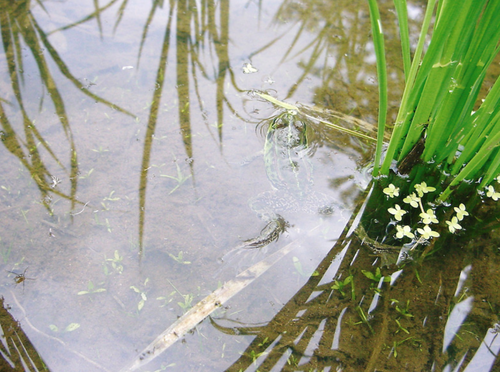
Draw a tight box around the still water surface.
[0,1,379,369]
[3,1,498,371]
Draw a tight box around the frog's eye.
[294,121,305,130]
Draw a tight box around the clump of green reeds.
[368,0,500,202]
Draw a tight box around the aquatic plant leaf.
[64,323,80,332]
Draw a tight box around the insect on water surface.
[7,267,35,291]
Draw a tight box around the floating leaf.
[65,323,81,332]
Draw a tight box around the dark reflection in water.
[1,0,499,371]
[212,190,500,372]
[0,296,48,370]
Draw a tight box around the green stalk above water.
[366,0,387,176]
[361,0,500,257]
[369,0,500,202]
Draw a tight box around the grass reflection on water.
[1,0,499,371]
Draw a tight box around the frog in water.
[243,110,335,248]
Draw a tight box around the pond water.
[1,0,499,371]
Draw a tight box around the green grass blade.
[366,0,388,176]
[379,0,437,174]
[440,129,500,201]
[479,148,500,189]
[393,0,410,81]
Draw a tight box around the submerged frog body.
[243,110,335,248]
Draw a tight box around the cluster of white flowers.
[383,182,470,244]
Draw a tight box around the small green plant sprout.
[388,204,406,221]
[257,337,269,348]
[103,191,120,202]
[160,156,192,195]
[93,213,112,232]
[49,323,80,333]
[103,250,124,275]
[390,337,415,358]
[166,279,193,312]
[20,209,30,225]
[92,146,108,154]
[78,280,106,295]
[286,353,299,367]
[177,293,193,312]
[130,278,149,312]
[246,349,268,365]
[156,292,175,307]
[78,168,94,180]
[355,306,374,334]
[394,318,410,335]
[168,251,191,265]
[383,184,400,198]
[331,275,353,297]
[292,256,319,277]
[101,190,120,210]
[392,299,414,318]
[362,267,391,283]
[1,184,11,194]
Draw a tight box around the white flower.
[417,225,440,240]
[419,209,438,224]
[453,203,469,221]
[396,225,415,239]
[486,185,500,201]
[414,182,436,197]
[446,217,462,233]
[403,193,420,208]
[496,175,500,183]
[383,184,400,198]
[388,204,407,221]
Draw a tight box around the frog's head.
[268,111,308,151]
